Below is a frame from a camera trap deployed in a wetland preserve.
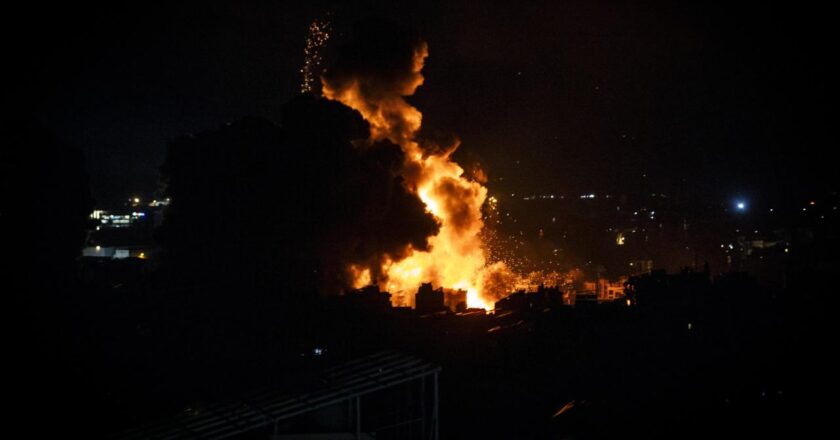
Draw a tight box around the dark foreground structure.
[117,351,440,440]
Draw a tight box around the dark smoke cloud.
[158,94,437,294]
[436,177,481,233]
[321,18,430,148]
[323,18,424,100]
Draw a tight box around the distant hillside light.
[735,201,747,211]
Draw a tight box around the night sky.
[14,0,835,207]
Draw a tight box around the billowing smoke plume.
[321,19,494,308]
[322,19,428,145]
[279,95,440,290]
[158,93,439,295]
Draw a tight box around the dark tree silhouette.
[2,117,95,435]
[2,118,94,287]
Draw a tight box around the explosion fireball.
[321,22,523,310]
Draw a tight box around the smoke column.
[321,20,498,308]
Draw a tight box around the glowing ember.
[300,18,331,94]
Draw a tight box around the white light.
[736,202,746,210]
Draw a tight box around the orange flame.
[323,42,506,309]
